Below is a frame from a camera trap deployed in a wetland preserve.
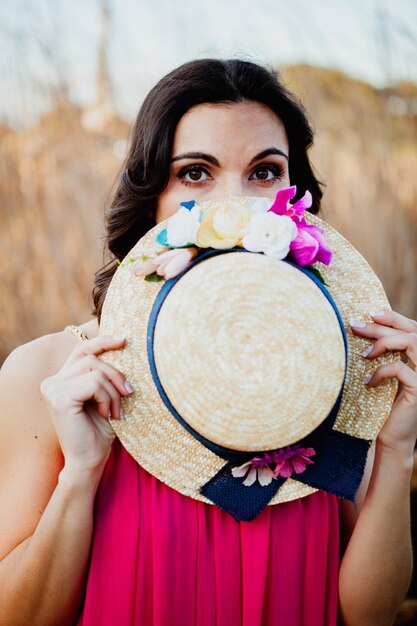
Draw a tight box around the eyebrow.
[170,147,289,166]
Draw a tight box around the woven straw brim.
[99,196,400,506]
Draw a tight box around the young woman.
[0,59,415,626]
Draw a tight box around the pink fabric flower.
[267,186,313,222]
[130,257,159,277]
[267,186,332,266]
[288,219,333,266]
[271,445,316,478]
[231,445,316,486]
[153,247,198,279]
[130,247,198,280]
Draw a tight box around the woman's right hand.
[40,335,132,478]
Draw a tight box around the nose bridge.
[218,171,245,198]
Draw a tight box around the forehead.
[172,101,289,156]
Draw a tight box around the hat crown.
[152,249,346,451]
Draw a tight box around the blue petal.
[179,200,196,211]
[156,229,170,247]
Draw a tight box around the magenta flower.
[270,445,316,478]
[231,445,316,486]
[267,186,313,222]
[267,186,332,267]
[288,219,333,266]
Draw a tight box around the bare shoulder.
[0,328,82,450]
[0,322,95,559]
[0,318,99,452]
[2,328,78,374]
[0,319,98,450]
[1,316,98,396]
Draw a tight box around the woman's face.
[155,100,290,223]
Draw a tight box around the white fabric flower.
[166,203,202,247]
[246,197,273,214]
[231,460,276,486]
[242,212,298,259]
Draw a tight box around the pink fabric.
[77,438,340,626]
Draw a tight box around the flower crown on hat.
[122,186,333,286]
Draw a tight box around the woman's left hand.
[350,310,417,454]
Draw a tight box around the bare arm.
[337,309,417,626]
[1,465,101,626]
[338,438,413,626]
[0,333,131,626]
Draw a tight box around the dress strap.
[64,325,90,342]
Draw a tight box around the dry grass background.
[0,63,416,365]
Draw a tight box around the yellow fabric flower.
[196,201,252,249]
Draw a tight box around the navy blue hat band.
[147,248,369,521]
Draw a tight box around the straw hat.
[99,191,400,522]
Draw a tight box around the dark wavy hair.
[92,58,324,321]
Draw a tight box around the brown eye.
[254,167,271,180]
[176,165,211,186]
[188,169,204,181]
[250,164,285,183]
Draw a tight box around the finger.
[58,354,134,397]
[361,332,417,368]
[41,371,120,418]
[64,335,126,368]
[83,400,118,440]
[365,360,417,389]
[60,370,124,419]
[86,370,124,419]
[349,319,400,340]
[369,310,417,333]
[78,376,115,419]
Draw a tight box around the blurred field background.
[1,1,417,621]
[1,0,416,365]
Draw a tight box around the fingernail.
[361,345,373,357]
[124,380,134,394]
[370,310,384,317]
[365,375,373,385]
[349,318,367,328]
[120,407,125,419]
[114,335,126,341]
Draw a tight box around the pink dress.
[76,437,341,626]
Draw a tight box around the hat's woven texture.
[99,196,400,506]
[154,254,345,450]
